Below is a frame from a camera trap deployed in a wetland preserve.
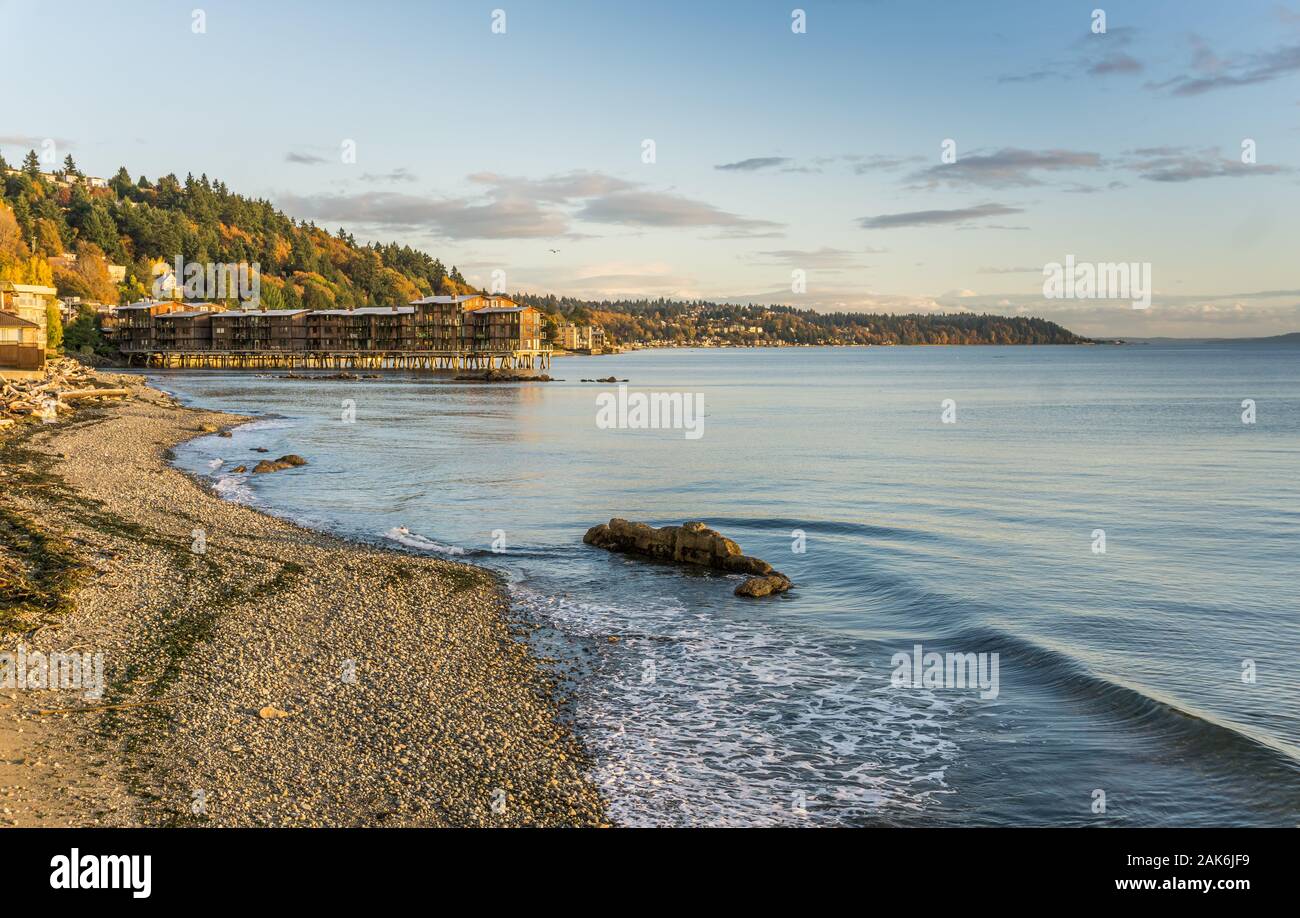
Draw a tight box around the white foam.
[234,418,297,432]
[212,474,255,504]
[382,526,466,556]
[505,577,962,827]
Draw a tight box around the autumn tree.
[45,301,63,350]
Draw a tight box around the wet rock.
[252,454,308,474]
[454,370,552,383]
[734,574,792,598]
[583,518,786,587]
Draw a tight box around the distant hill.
[1119,332,1300,346]
[2,151,1087,346]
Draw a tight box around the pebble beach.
[0,369,607,827]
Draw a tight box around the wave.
[645,515,941,543]
[212,473,256,504]
[382,526,467,556]
[505,575,964,826]
[954,624,1300,776]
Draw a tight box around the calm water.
[147,345,1300,826]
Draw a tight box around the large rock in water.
[583,519,791,595]
[252,454,308,474]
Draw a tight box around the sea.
[141,344,1300,826]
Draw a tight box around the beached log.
[58,388,131,400]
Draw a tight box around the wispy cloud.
[285,151,329,165]
[0,134,74,149]
[1156,40,1300,95]
[577,191,782,236]
[277,170,781,240]
[750,246,878,269]
[715,157,792,172]
[858,203,1023,229]
[907,148,1102,189]
[1000,25,1144,83]
[276,189,570,238]
[1123,147,1291,182]
[1089,52,1143,75]
[360,167,418,183]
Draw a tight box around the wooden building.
[116,301,220,351]
[211,309,309,351]
[466,304,542,351]
[0,283,57,371]
[118,294,551,370]
[153,310,216,350]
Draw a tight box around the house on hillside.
[0,283,58,371]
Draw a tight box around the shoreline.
[0,368,607,827]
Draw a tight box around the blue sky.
[3,0,1298,336]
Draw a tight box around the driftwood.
[58,388,131,400]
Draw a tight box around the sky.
[3,0,1299,337]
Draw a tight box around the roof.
[307,307,414,316]
[409,294,483,305]
[472,306,529,314]
[213,309,308,318]
[118,300,218,311]
[154,310,216,320]
[0,283,58,295]
[0,312,39,328]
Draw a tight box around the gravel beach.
[0,370,607,827]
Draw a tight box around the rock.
[584,518,776,575]
[454,370,552,383]
[199,424,218,433]
[230,465,246,473]
[734,575,792,598]
[218,430,232,438]
[258,705,290,719]
[251,455,307,474]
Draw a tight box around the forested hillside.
[0,150,479,312]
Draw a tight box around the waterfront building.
[0,283,58,370]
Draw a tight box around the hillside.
[1,150,1088,347]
